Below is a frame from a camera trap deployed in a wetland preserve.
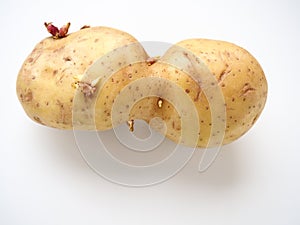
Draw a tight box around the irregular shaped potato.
[16,26,267,148]
[88,39,267,147]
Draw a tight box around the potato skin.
[16,27,145,129]
[161,39,268,146]
[96,39,268,147]
[17,27,267,147]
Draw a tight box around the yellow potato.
[16,26,148,129]
[137,39,268,147]
[16,26,267,148]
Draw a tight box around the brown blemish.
[194,90,201,101]
[218,64,231,83]
[56,74,65,85]
[53,70,58,76]
[252,114,259,125]
[241,83,256,96]
[56,100,67,124]
[224,51,230,57]
[63,56,72,61]
[33,116,45,125]
[20,89,33,102]
[56,100,64,109]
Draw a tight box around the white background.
[1,0,300,224]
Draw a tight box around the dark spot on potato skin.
[20,89,33,102]
[33,116,45,125]
[63,56,72,61]
[194,90,201,102]
[251,114,259,125]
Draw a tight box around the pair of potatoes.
[16,26,268,148]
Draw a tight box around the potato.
[137,39,268,147]
[77,38,267,147]
[17,26,267,148]
[16,26,148,129]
